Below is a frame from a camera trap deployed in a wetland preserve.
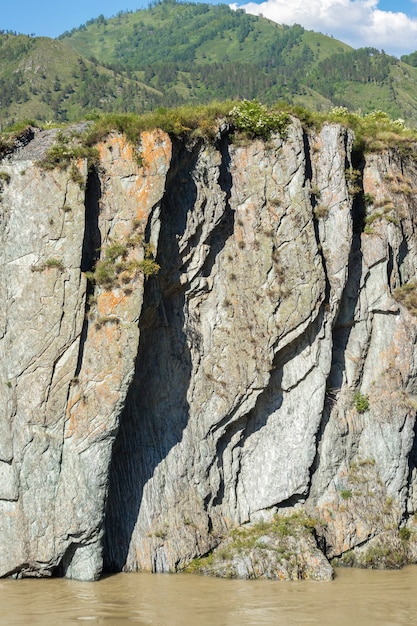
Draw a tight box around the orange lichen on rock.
[97,135,137,168]
[133,130,172,222]
[65,374,122,441]
[97,291,127,316]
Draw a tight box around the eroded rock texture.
[1,119,417,580]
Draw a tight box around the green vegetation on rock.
[84,101,234,142]
[31,258,65,272]
[186,512,328,580]
[229,99,289,139]
[85,235,159,291]
[353,391,370,414]
[393,282,417,316]
[3,2,417,127]
[335,527,415,570]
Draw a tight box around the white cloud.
[230,0,417,56]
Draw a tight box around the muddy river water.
[1,566,417,625]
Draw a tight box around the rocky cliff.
[1,117,417,581]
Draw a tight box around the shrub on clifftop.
[229,99,289,140]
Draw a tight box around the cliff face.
[1,119,417,581]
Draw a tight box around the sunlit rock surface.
[1,120,417,580]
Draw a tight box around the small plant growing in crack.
[354,391,369,413]
[31,258,64,272]
[86,238,159,289]
[314,203,329,219]
[393,281,417,315]
[340,489,352,500]
[94,315,120,330]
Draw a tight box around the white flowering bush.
[324,105,414,154]
[229,99,289,140]
[327,106,361,126]
[364,110,406,129]
[328,106,351,118]
[327,107,409,135]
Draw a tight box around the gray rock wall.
[1,120,417,580]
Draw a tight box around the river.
[1,566,417,625]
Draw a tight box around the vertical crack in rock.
[306,130,331,308]
[328,182,364,392]
[387,242,394,289]
[51,166,103,577]
[308,162,364,497]
[406,415,417,523]
[397,235,409,283]
[199,136,234,278]
[157,137,202,289]
[75,166,102,377]
[302,129,313,185]
[103,141,196,573]
[80,167,102,274]
[102,277,192,572]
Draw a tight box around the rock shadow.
[103,137,234,572]
[327,173,365,391]
[102,284,192,572]
[75,166,102,376]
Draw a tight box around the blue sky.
[378,0,416,13]
[1,0,417,56]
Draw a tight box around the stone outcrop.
[186,512,333,580]
[1,118,417,580]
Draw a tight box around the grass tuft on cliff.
[84,101,234,143]
[84,99,291,143]
[393,282,417,316]
[186,512,320,575]
[281,104,417,155]
[2,100,417,165]
[83,102,417,154]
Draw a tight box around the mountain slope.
[58,2,417,125]
[0,33,163,128]
[2,1,417,127]
[60,3,350,67]
[59,2,349,107]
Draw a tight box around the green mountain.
[0,32,164,128]
[2,1,417,128]
[57,2,417,124]
[58,2,348,109]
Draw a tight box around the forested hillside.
[2,0,417,128]
[59,2,349,108]
[0,33,163,128]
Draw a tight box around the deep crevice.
[312,219,331,306]
[387,242,394,289]
[309,166,365,490]
[75,167,102,377]
[328,193,364,391]
[405,417,417,524]
[102,248,192,575]
[306,130,331,306]
[276,493,306,509]
[200,136,234,278]
[102,141,200,573]
[302,129,313,185]
[54,543,77,578]
[397,233,409,283]
[80,167,102,274]
[157,136,202,293]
